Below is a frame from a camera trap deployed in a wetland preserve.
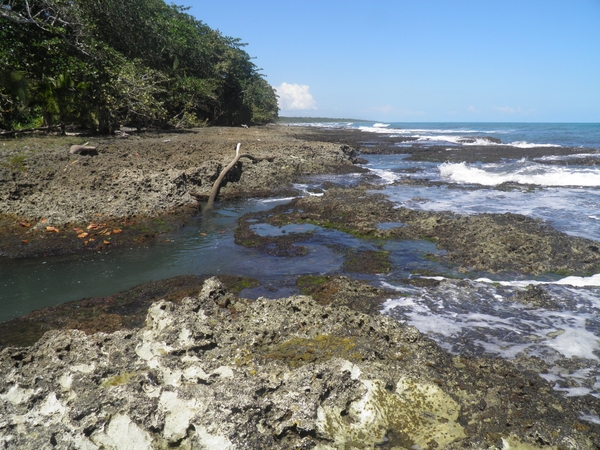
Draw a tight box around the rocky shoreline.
[2,125,600,448]
[0,126,361,258]
[1,277,598,449]
[235,186,600,276]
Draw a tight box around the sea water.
[2,122,600,404]
[290,121,600,401]
[331,121,600,401]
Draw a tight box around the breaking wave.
[439,161,600,187]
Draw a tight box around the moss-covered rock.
[0,278,596,449]
[264,187,600,276]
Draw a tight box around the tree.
[0,0,279,133]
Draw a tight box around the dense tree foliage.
[0,0,279,133]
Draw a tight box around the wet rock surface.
[297,275,392,315]
[0,126,360,257]
[1,277,598,449]
[0,275,259,350]
[246,186,600,276]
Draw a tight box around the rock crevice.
[0,277,597,449]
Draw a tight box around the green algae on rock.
[0,277,597,448]
[260,186,600,276]
[317,377,466,449]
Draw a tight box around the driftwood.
[69,142,97,155]
[203,143,271,211]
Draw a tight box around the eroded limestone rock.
[0,277,597,449]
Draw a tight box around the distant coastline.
[277,116,373,123]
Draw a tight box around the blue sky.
[185,0,600,122]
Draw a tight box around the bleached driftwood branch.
[204,143,243,211]
[69,142,97,154]
[203,143,274,211]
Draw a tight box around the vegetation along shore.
[2,0,600,447]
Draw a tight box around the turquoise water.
[295,121,600,148]
[0,192,446,323]
[2,121,600,399]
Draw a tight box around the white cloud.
[492,106,535,115]
[275,83,317,111]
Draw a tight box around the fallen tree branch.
[204,143,243,211]
[69,142,97,155]
[202,144,271,211]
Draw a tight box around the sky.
[185,0,600,122]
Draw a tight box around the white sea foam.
[439,162,600,187]
[358,126,399,134]
[392,135,560,148]
[536,153,600,161]
[475,273,600,288]
[580,412,600,424]
[414,135,499,146]
[544,326,600,360]
[381,278,600,395]
[357,127,561,148]
[369,168,400,184]
[509,141,561,148]
[371,127,508,135]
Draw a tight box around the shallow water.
[0,186,446,323]
[381,278,600,398]
[3,122,600,402]
[363,153,600,241]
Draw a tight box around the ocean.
[2,122,600,415]
[294,121,600,406]
[299,121,600,149]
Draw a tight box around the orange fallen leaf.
[73,227,83,233]
[88,238,95,242]
[112,229,123,234]
[19,222,30,228]
[77,232,89,238]
[41,218,47,224]
[21,239,28,244]
[164,239,171,242]
[45,226,60,233]
[103,240,110,245]
[199,232,207,236]
[84,240,88,244]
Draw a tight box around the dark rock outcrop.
[249,187,600,275]
[0,278,597,449]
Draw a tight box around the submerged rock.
[0,278,597,449]
[257,187,600,276]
